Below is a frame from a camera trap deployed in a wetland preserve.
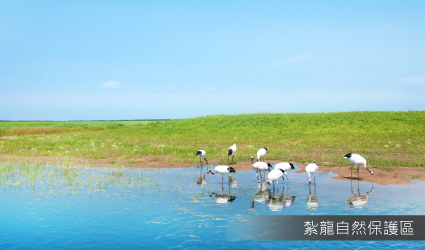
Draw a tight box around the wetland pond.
[0,162,424,249]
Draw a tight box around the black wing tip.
[196,150,202,156]
[264,147,268,151]
[289,163,295,169]
[279,169,286,174]
[344,153,352,158]
[267,163,272,169]
[228,167,236,173]
[228,149,233,156]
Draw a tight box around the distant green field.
[0,120,153,131]
[1,111,424,169]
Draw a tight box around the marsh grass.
[0,158,160,197]
[1,111,425,169]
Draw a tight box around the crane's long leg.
[357,165,360,179]
[351,165,354,179]
[232,154,234,163]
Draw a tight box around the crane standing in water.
[207,165,236,184]
[305,162,319,183]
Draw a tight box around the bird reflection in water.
[209,176,237,204]
[229,175,237,189]
[251,183,295,211]
[306,182,319,211]
[196,165,208,186]
[346,180,374,208]
[267,187,296,211]
[209,191,236,204]
[252,184,270,204]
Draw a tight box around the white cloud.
[399,76,425,85]
[102,81,122,88]
[271,54,311,67]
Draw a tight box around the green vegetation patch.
[1,111,424,169]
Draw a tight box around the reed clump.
[0,157,160,197]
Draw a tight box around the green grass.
[1,111,424,169]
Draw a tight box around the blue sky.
[1,1,424,120]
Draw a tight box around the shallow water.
[0,163,424,249]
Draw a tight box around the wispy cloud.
[102,81,122,88]
[399,76,425,85]
[271,54,311,67]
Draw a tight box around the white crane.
[227,137,237,163]
[266,169,286,190]
[274,162,295,181]
[207,165,236,183]
[344,153,374,179]
[249,156,272,182]
[196,150,208,165]
[305,162,319,183]
[257,147,268,162]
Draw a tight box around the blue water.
[0,163,424,249]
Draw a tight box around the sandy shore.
[1,154,424,185]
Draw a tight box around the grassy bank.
[1,111,424,169]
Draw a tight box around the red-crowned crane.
[207,165,236,184]
[305,162,319,183]
[196,150,208,165]
[250,156,272,182]
[266,168,286,190]
[274,162,295,181]
[227,137,237,163]
[257,147,267,162]
[344,153,373,179]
